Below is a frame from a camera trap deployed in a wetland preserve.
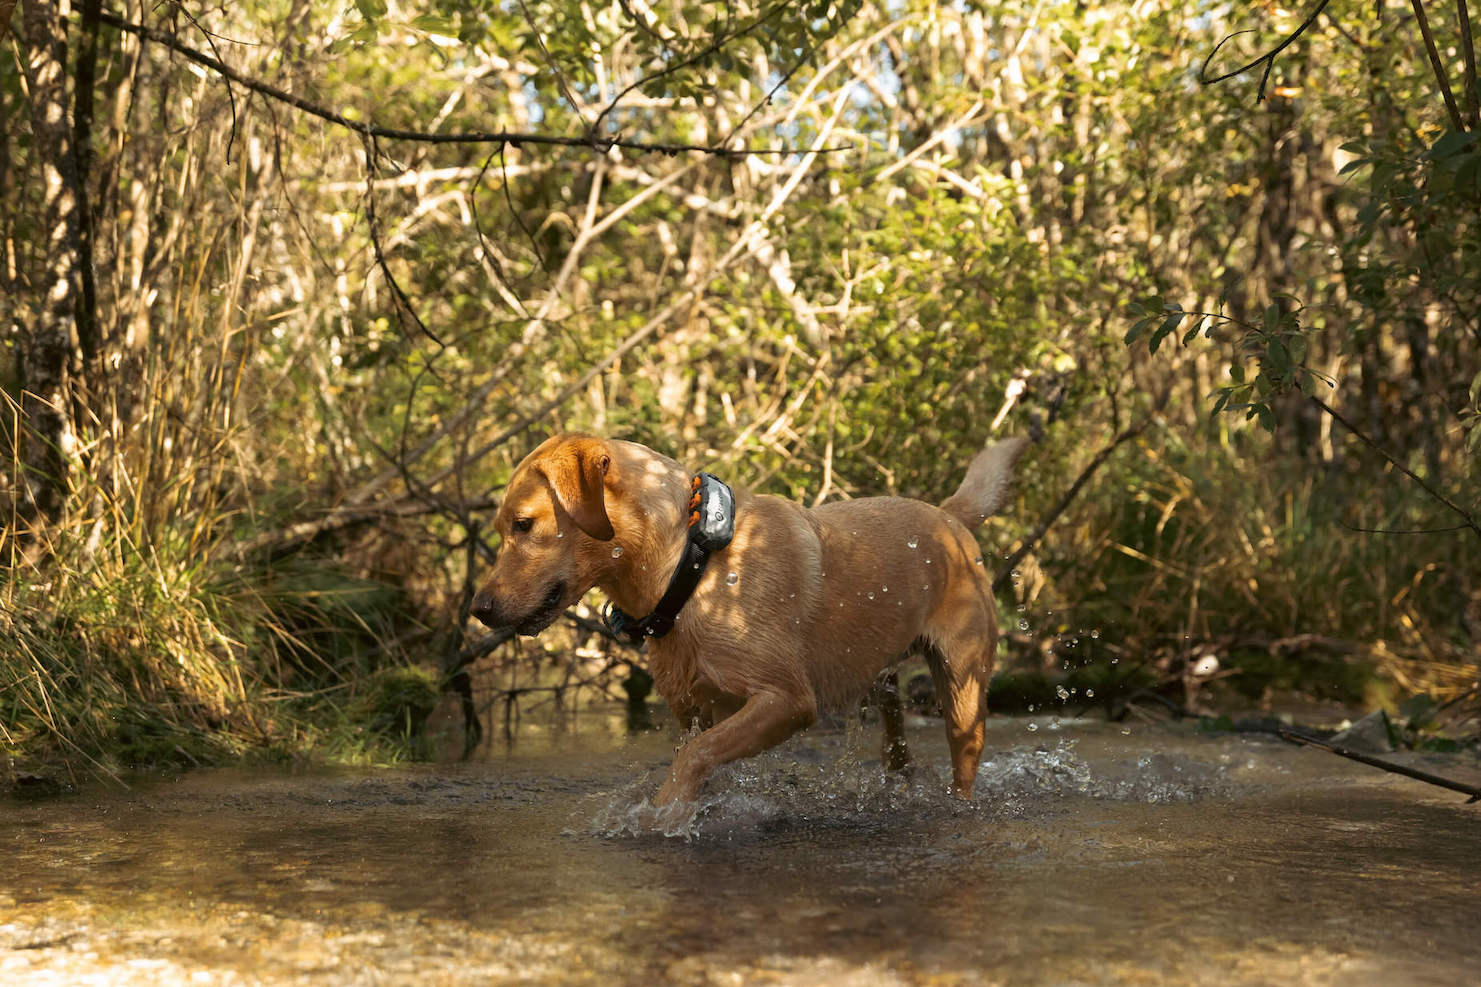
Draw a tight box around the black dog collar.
[602,472,735,644]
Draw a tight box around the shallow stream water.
[4,711,1479,985]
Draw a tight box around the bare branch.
[361,135,444,347]
[589,0,786,140]
[1409,0,1468,131]
[1199,0,1337,102]
[1461,0,1480,128]
[994,412,1156,595]
[1311,395,1481,542]
[96,10,853,158]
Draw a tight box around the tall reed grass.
[1,461,438,784]
[1037,426,1479,708]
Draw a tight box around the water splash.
[583,732,1230,841]
[976,740,1228,808]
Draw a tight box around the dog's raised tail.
[940,437,1029,530]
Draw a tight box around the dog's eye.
[512,517,535,534]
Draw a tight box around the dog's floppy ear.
[539,437,615,541]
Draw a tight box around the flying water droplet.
[1017,618,1029,631]
[1055,685,1070,700]
[1091,628,1101,639]
[1085,688,1095,698]
[1026,722,1039,732]
[907,536,919,549]
[726,571,739,586]
[611,546,623,558]
[867,592,875,600]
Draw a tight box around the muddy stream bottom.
[3,712,1479,985]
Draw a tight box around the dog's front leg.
[655,689,817,805]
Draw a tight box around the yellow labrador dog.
[471,434,1026,806]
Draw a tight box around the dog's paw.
[650,797,704,837]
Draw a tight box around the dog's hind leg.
[923,613,998,799]
[869,670,912,772]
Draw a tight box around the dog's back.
[763,439,1026,708]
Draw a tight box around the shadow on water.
[3,709,1480,985]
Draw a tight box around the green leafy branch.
[1463,372,1481,458]
[1127,298,1481,540]
[1124,298,1332,430]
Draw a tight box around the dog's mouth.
[514,581,566,636]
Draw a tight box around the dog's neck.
[596,443,693,618]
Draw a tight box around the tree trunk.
[16,0,87,530]
[0,0,17,44]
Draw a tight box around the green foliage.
[0,507,439,779]
[352,665,441,748]
[1126,298,1329,431]
[1222,647,1376,708]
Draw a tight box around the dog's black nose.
[469,592,499,627]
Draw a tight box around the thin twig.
[994,413,1154,593]
[1276,727,1481,803]
[406,90,854,498]
[1455,0,1479,128]
[1199,0,1337,102]
[230,494,498,558]
[1310,394,1481,542]
[170,0,241,162]
[1337,519,1472,535]
[361,134,444,346]
[497,142,549,276]
[513,0,588,128]
[589,1,787,139]
[724,37,817,146]
[1409,0,1468,132]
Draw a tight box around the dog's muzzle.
[470,581,565,636]
[469,592,501,628]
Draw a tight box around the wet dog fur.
[470,434,1027,806]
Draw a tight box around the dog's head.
[470,435,616,636]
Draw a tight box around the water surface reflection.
[3,713,1479,984]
